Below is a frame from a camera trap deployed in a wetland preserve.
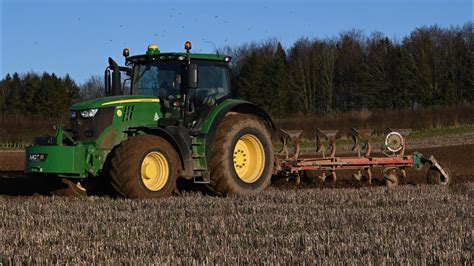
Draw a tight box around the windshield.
[132,61,183,98]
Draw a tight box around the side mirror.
[104,68,111,94]
[188,64,198,89]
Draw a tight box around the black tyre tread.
[109,135,180,198]
[208,113,273,195]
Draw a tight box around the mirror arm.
[122,78,131,93]
[104,67,111,95]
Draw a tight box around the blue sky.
[1,0,472,84]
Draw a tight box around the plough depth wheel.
[426,166,451,186]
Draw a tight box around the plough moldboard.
[274,128,451,187]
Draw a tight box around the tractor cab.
[105,42,233,129]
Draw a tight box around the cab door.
[187,61,232,128]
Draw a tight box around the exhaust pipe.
[108,57,122,96]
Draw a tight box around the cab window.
[194,63,231,106]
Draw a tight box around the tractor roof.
[126,53,231,65]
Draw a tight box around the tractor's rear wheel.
[109,135,179,199]
[209,113,274,195]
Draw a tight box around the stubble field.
[1,184,473,264]
[0,133,473,264]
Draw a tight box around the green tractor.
[25,42,276,198]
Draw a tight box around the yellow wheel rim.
[141,151,169,191]
[233,134,265,183]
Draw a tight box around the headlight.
[70,111,77,119]
[80,108,99,118]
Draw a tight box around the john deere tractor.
[25,42,275,198]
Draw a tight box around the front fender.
[129,126,192,176]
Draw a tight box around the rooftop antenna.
[204,40,219,56]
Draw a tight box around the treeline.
[228,23,474,117]
[0,72,81,117]
[0,23,472,119]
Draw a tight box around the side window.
[195,64,231,105]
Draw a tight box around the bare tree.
[80,75,104,100]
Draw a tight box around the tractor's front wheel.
[109,135,180,199]
[209,113,274,195]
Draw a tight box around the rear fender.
[203,100,276,162]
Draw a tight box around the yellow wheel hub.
[233,134,265,183]
[141,151,169,191]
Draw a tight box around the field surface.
[1,184,473,264]
[0,130,473,263]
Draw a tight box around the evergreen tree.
[21,72,40,113]
[64,74,81,108]
[237,51,265,106]
[269,42,289,117]
[334,31,366,111]
[6,73,22,113]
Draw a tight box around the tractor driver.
[157,71,181,100]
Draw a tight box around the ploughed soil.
[275,143,473,189]
[0,144,473,196]
[0,150,23,171]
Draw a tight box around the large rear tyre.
[109,135,180,199]
[208,113,274,195]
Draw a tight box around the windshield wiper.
[135,65,151,85]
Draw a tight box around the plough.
[274,128,451,187]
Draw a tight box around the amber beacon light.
[184,41,192,52]
[122,48,129,57]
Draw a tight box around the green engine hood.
[71,95,161,110]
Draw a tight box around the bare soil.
[0,150,23,171]
[0,143,472,196]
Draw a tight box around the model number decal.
[29,154,48,161]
